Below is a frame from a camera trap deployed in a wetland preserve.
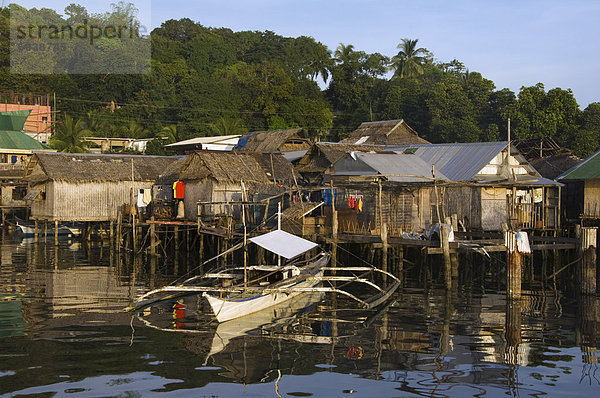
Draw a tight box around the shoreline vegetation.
[1,2,599,159]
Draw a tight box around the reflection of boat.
[16,222,81,238]
[207,291,324,359]
[135,290,324,360]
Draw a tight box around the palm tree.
[49,114,91,153]
[334,43,356,64]
[390,38,429,79]
[120,120,149,139]
[157,125,180,144]
[209,117,244,136]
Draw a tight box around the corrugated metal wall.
[31,181,154,221]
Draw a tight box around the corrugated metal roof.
[556,149,600,180]
[0,110,31,131]
[164,135,240,148]
[389,142,510,181]
[0,130,52,151]
[335,152,448,183]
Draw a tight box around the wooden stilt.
[381,222,388,284]
[174,226,179,275]
[506,230,522,299]
[441,224,452,289]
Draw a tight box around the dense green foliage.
[1,3,599,157]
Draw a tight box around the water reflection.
[0,237,598,397]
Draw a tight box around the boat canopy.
[249,229,318,259]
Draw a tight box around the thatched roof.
[339,119,429,145]
[23,152,180,183]
[296,142,385,174]
[512,137,564,159]
[156,157,188,185]
[179,151,300,185]
[534,153,583,180]
[235,129,310,153]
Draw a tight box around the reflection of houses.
[23,152,178,222]
[28,267,134,313]
[327,142,562,233]
[557,149,600,221]
[340,119,430,145]
[177,151,301,222]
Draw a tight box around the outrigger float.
[126,205,400,323]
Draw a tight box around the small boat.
[128,205,401,322]
[129,228,330,322]
[16,222,81,238]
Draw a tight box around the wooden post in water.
[504,298,522,367]
[34,220,38,243]
[441,223,452,289]
[198,232,205,274]
[330,182,338,269]
[578,226,597,295]
[577,294,598,364]
[449,215,459,280]
[381,222,388,284]
[150,221,157,257]
[505,230,522,299]
[174,225,179,274]
[54,220,59,246]
[117,212,122,255]
[109,221,114,248]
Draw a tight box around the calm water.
[0,235,598,397]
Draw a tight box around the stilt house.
[176,152,301,224]
[326,142,562,234]
[23,152,179,222]
[557,149,600,221]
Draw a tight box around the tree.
[49,114,91,153]
[64,3,88,24]
[209,117,244,136]
[120,120,149,138]
[574,102,600,157]
[390,38,429,79]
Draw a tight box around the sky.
[10,0,600,108]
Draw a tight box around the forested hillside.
[1,2,599,157]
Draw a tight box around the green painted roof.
[557,149,600,180]
[0,110,31,131]
[0,130,51,151]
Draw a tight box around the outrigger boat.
[127,206,401,323]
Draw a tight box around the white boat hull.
[17,223,79,237]
[204,269,324,323]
